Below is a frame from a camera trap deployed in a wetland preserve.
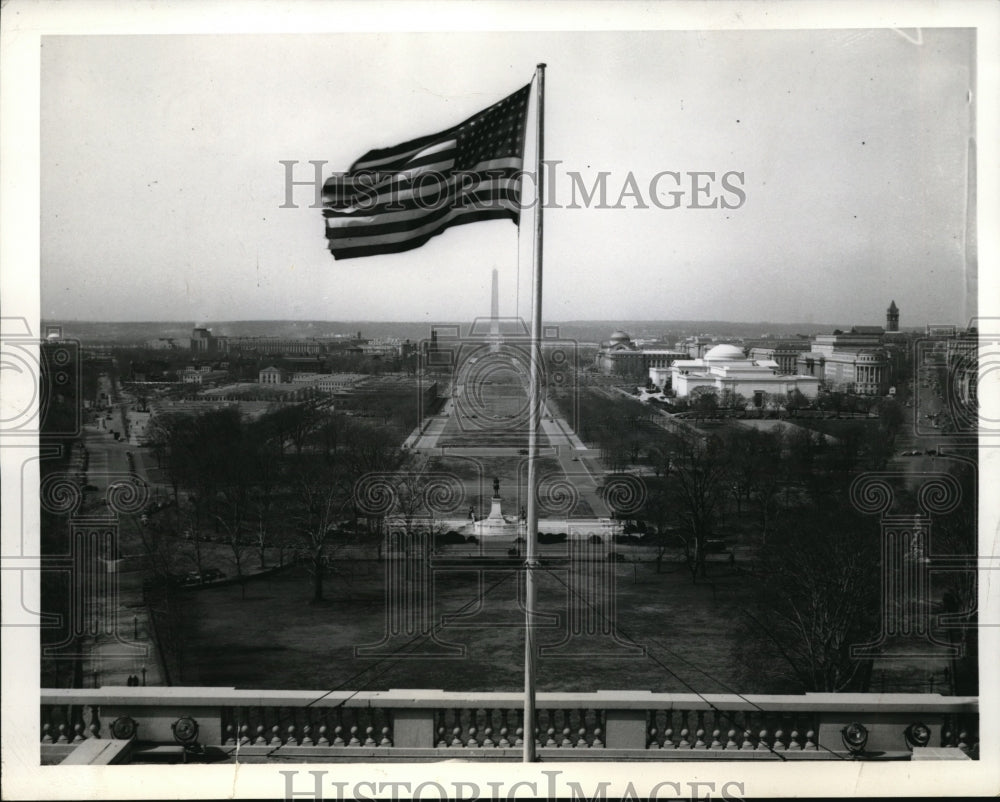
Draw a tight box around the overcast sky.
[40,28,975,326]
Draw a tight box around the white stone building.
[655,343,820,406]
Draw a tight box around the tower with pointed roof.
[886,300,899,332]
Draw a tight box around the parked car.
[200,568,225,582]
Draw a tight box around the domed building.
[595,330,687,376]
[657,343,820,407]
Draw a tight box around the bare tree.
[650,430,729,581]
[738,498,880,692]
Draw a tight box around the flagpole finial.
[536,62,546,69]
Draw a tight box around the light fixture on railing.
[841,722,868,756]
[904,722,931,750]
[171,716,199,746]
[110,716,137,740]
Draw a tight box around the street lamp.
[141,666,147,686]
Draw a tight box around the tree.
[738,498,881,692]
[290,457,354,604]
[651,430,729,580]
[690,388,719,419]
[723,426,784,534]
[931,459,978,695]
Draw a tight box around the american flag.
[323,84,531,260]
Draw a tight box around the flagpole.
[523,61,545,764]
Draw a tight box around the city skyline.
[39,28,976,326]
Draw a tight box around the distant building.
[797,326,889,395]
[145,337,191,350]
[663,344,820,405]
[258,366,285,385]
[222,337,323,356]
[595,330,686,376]
[886,300,899,332]
[191,327,218,353]
[948,328,978,412]
[312,373,367,393]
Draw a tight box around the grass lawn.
[174,556,758,694]
[437,378,547,448]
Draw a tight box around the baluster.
[576,727,588,748]
[678,727,691,749]
[560,728,572,748]
[301,724,313,746]
[498,726,511,748]
[435,713,447,748]
[451,727,463,747]
[286,724,298,746]
[269,724,282,747]
[773,729,786,751]
[592,726,604,748]
[648,727,660,749]
[364,726,376,747]
[787,728,801,750]
[56,723,68,744]
[466,726,478,748]
[695,712,706,748]
[941,724,953,748]
[349,725,361,747]
[957,731,969,753]
[804,730,817,750]
[332,725,345,747]
[482,727,495,748]
[224,724,236,746]
[254,724,266,745]
[41,723,52,744]
[654,711,667,748]
[709,729,723,749]
[724,729,738,750]
[756,729,771,752]
[72,723,85,743]
[514,727,524,748]
[740,728,754,750]
[381,726,393,747]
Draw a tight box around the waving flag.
[323,84,531,260]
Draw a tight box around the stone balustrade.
[40,688,978,763]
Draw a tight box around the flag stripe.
[329,208,518,260]
[323,155,519,201]
[325,189,521,239]
[326,173,520,218]
[324,163,522,215]
[327,196,520,247]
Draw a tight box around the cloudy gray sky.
[41,27,975,325]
